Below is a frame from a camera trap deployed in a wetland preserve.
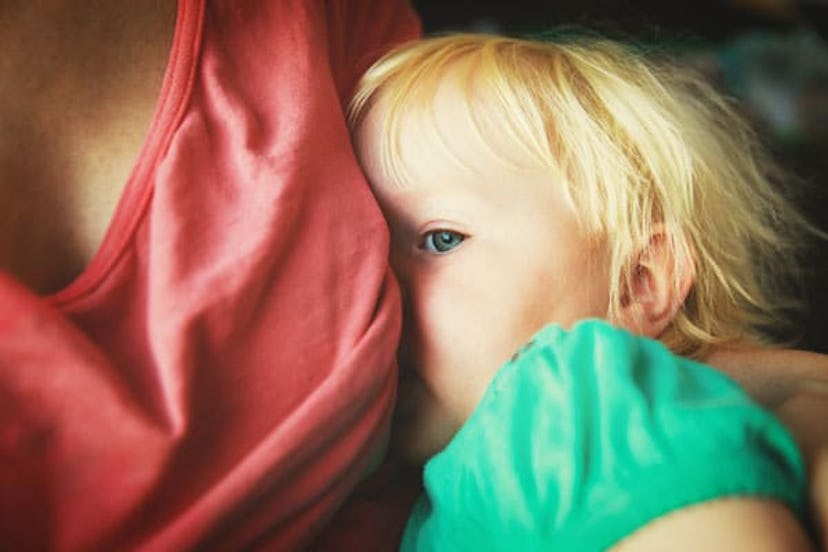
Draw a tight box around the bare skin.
[613,343,828,549]
[0,0,175,294]
[707,346,828,546]
[615,498,812,551]
[2,2,827,546]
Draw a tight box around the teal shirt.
[402,320,806,551]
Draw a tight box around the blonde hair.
[348,32,818,358]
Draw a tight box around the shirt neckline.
[50,0,205,306]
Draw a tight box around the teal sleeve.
[401,319,806,551]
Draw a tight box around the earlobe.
[616,230,694,338]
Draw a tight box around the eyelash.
[419,230,466,254]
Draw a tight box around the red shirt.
[0,1,420,549]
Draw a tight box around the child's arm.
[615,498,812,551]
[708,347,828,546]
[779,392,828,548]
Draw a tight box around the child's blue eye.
[421,230,465,253]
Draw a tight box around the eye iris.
[428,231,463,253]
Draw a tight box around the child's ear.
[615,229,694,338]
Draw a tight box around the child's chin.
[389,405,430,466]
[390,404,459,466]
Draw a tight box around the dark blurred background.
[413,0,828,353]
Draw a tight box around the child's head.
[348,32,813,462]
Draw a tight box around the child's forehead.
[384,64,553,179]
